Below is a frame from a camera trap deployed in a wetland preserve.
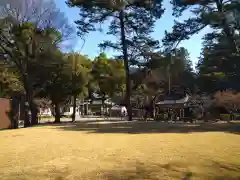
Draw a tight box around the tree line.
[1,0,240,127]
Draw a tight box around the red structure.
[0,95,25,129]
[0,98,11,129]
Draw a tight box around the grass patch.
[0,121,240,180]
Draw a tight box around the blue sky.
[56,0,210,68]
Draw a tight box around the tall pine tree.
[67,0,164,120]
[163,0,239,52]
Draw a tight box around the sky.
[56,0,211,68]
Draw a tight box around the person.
[121,106,127,118]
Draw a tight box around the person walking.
[121,106,127,120]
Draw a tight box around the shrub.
[220,114,230,121]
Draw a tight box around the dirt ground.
[0,120,239,180]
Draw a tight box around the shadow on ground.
[1,166,71,180]
[82,160,240,180]
[55,121,240,134]
[3,160,239,180]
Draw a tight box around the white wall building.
[62,106,81,117]
[39,108,52,117]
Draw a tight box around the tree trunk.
[72,94,77,122]
[23,91,31,127]
[102,96,105,115]
[22,73,37,126]
[23,106,31,127]
[31,104,38,125]
[119,9,132,121]
[152,95,158,120]
[54,102,61,123]
[71,55,77,122]
[10,96,19,129]
[29,99,38,125]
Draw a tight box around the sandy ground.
[0,120,239,180]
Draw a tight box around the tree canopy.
[1,0,240,127]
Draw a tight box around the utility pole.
[72,54,77,122]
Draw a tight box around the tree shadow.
[56,120,240,134]
[1,159,239,180]
[82,160,240,180]
[1,166,71,180]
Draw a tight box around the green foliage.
[66,53,92,98]
[132,47,195,97]
[3,0,240,125]
[163,0,237,50]
[67,0,164,65]
[197,30,240,92]
[92,52,125,99]
[0,3,71,125]
[220,114,230,120]
[187,1,240,93]
[0,66,23,96]
[32,50,72,104]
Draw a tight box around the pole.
[168,64,171,95]
[119,8,132,121]
[72,54,77,122]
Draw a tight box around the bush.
[220,114,230,121]
[235,115,240,120]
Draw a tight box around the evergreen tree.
[67,0,164,120]
[163,0,239,52]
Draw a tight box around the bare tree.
[0,0,76,49]
[214,90,240,112]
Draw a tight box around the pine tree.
[163,0,239,52]
[67,0,164,120]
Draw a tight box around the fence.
[0,97,25,129]
[0,98,11,129]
